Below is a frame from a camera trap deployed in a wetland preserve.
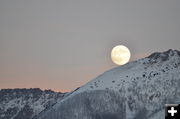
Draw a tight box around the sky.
[0,0,180,92]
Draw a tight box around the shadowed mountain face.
[0,88,66,119]
[38,90,126,119]
[1,49,180,119]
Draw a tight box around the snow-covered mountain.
[34,49,180,119]
[0,88,66,119]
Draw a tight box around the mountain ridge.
[0,88,66,119]
[34,49,180,119]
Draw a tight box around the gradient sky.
[0,0,180,92]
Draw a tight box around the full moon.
[111,45,131,65]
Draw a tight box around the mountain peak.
[147,49,180,62]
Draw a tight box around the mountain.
[34,49,180,119]
[0,88,66,119]
[0,49,180,119]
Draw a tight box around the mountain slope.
[35,49,180,119]
[0,88,66,119]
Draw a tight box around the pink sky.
[0,54,146,92]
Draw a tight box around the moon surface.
[111,45,131,65]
